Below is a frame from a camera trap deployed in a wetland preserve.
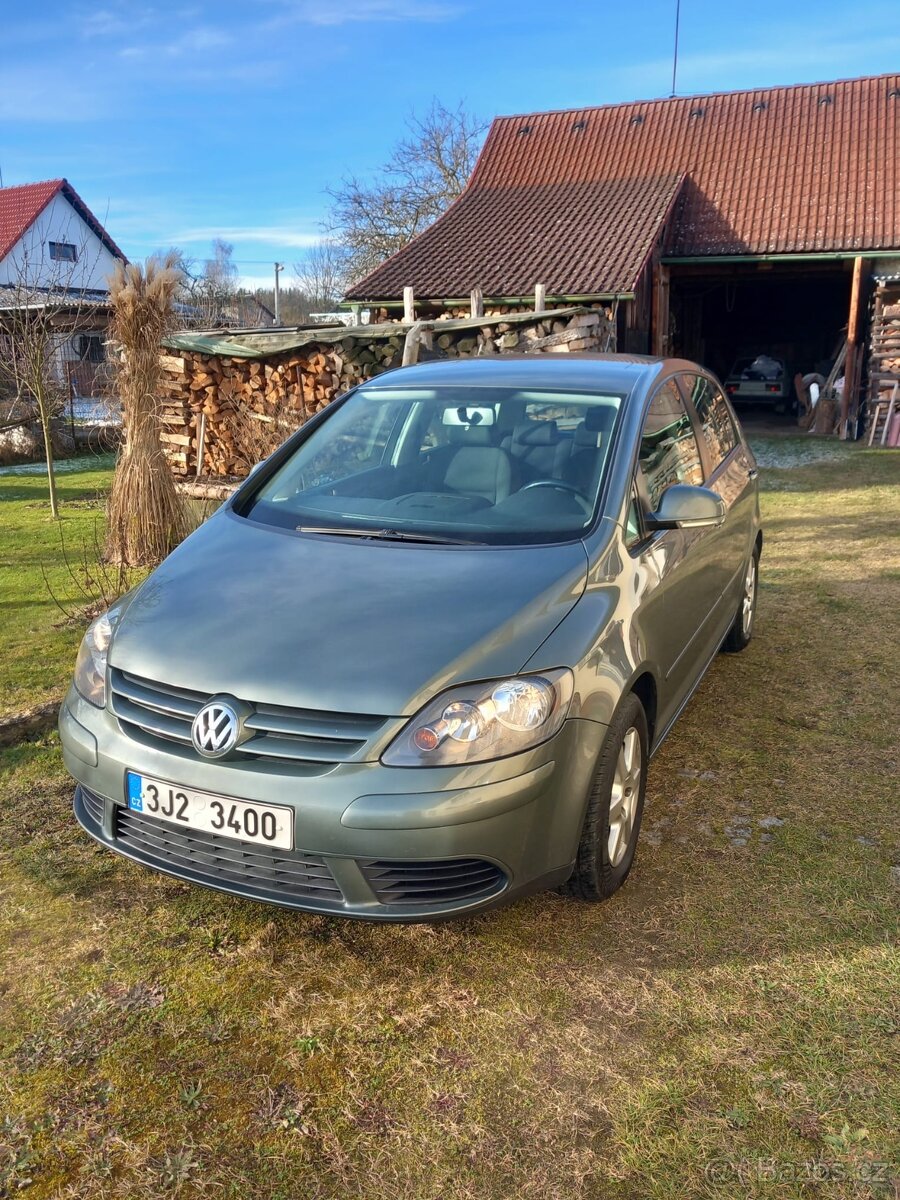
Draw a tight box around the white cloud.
[120,25,233,59]
[172,226,324,249]
[237,272,285,290]
[165,26,233,54]
[264,0,463,28]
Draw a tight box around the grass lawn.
[0,443,898,1198]
[0,454,118,719]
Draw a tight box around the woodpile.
[156,306,617,477]
[866,286,900,446]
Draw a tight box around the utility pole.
[670,0,681,97]
[273,262,284,325]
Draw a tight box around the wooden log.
[524,326,600,352]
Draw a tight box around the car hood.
[110,511,588,716]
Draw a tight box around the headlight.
[73,609,118,707]
[382,669,574,767]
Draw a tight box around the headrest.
[446,424,492,446]
[584,406,614,432]
[512,420,558,447]
[574,423,602,448]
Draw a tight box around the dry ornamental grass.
[106,257,190,566]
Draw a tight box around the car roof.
[360,354,704,394]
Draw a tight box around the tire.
[563,693,649,902]
[723,544,759,653]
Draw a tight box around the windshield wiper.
[297,525,486,546]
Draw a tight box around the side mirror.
[646,484,725,530]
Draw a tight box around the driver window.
[638,381,704,511]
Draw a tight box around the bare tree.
[328,100,487,284]
[0,232,105,517]
[163,241,242,328]
[201,238,238,314]
[293,241,350,311]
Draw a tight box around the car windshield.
[728,355,785,381]
[242,384,626,546]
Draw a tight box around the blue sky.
[2,0,898,289]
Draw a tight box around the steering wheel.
[520,479,592,515]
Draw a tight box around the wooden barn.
[345,73,900,438]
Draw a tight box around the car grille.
[359,857,507,906]
[77,788,507,913]
[81,785,105,826]
[113,805,344,904]
[109,668,390,770]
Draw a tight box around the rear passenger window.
[684,375,738,471]
[639,381,704,510]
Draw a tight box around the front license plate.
[125,772,294,850]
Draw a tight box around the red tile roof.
[349,172,685,302]
[0,178,125,264]
[347,72,900,302]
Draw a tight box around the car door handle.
[747,467,759,480]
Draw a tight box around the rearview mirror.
[646,484,725,530]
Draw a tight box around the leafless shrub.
[0,231,107,514]
[43,517,143,627]
[221,373,303,475]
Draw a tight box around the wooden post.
[401,319,434,367]
[195,410,207,478]
[470,286,484,318]
[841,256,866,439]
[403,287,415,323]
[651,262,670,356]
[534,283,546,313]
[349,304,361,327]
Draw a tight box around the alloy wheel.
[608,727,642,867]
[742,556,757,637]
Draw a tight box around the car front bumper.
[61,686,607,921]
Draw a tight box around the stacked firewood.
[157,307,616,476]
[869,296,900,380]
[865,288,900,444]
[157,344,401,475]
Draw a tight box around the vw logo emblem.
[191,700,240,758]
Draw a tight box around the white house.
[0,179,126,398]
[0,178,124,291]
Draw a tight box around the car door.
[678,373,757,645]
[628,378,714,733]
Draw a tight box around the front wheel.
[563,693,649,902]
[723,545,759,652]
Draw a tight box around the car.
[724,353,793,409]
[60,355,761,922]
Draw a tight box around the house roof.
[0,178,126,264]
[346,172,685,302]
[346,72,900,303]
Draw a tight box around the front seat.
[443,440,512,504]
[504,419,568,483]
[568,406,618,494]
